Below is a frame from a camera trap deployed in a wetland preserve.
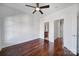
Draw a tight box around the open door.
[44,22,49,41]
[54,19,64,39]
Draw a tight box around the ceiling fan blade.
[32,10,36,14]
[40,5,49,9]
[36,3,39,7]
[25,5,36,8]
[39,10,43,14]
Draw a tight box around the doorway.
[54,19,64,39]
[44,22,49,41]
[54,19,64,55]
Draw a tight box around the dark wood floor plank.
[0,38,75,56]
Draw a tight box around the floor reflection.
[0,38,74,56]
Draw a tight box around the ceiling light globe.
[36,8,40,11]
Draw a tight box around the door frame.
[54,19,64,40]
[77,16,79,55]
[44,22,49,41]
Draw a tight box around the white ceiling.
[0,3,76,18]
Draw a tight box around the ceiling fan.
[25,3,49,14]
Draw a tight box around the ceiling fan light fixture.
[25,3,49,14]
[36,7,40,11]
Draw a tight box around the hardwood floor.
[53,37,64,56]
[0,38,75,56]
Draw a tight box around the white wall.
[0,17,4,50]
[0,4,40,48]
[0,14,39,48]
[40,4,78,54]
[33,16,40,39]
[0,18,2,49]
[0,18,1,47]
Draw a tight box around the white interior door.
[77,16,79,55]
[71,16,77,55]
